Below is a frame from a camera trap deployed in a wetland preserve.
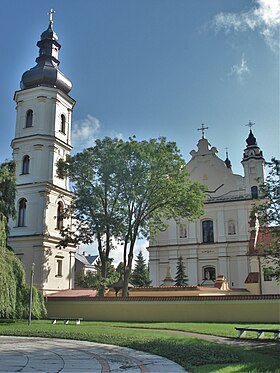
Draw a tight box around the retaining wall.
[46,295,280,323]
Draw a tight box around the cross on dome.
[245,120,255,130]
[48,9,55,24]
[197,123,209,139]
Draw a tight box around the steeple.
[242,122,264,162]
[241,122,265,194]
[20,9,72,94]
[10,11,76,293]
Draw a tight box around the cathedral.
[8,14,278,295]
[148,126,279,294]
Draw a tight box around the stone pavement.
[0,336,185,372]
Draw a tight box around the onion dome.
[246,130,257,146]
[20,12,72,94]
[242,127,264,163]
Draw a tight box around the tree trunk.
[98,247,107,297]
[122,235,137,296]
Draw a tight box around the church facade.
[8,14,76,294]
[148,128,279,294]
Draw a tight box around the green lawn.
[0,320,279,372]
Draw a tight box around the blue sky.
[1,0,279,261]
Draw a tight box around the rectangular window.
[56,259,63,277]
[179,223,187,238]
[202,220,214,243]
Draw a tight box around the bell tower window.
[18,198,27,227]
[202,220,214,243]
[26,110,33,128]
[56,202,64,230]
[251,186,259,199]
[22,155,30,174]
[60,114,66,134]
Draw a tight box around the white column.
[187,248,198,285]
[217,210,225,242]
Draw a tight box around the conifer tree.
[174,256,188,286]
[130,251,151,287]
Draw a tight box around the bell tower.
[9,11,76,294]
[241,121,265,198]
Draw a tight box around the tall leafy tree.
[58,137,205,296]
[130,250,151,287]
[57,138,124,295]
[0,161,16,238]
[174,256,188,286]
[116,137,205,295]
[253,158,280,281]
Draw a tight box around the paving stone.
[0,336,186,372]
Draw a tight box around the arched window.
[22,155,30,174]
[251,186,258,199]
[26,110,33,128]
[60,114,66,133]
[18,198,27,227]
[228,220,236,235]
[203,266,216,281]
[56,202,64,230]
[202,220,214,243]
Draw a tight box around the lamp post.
[28,262,35,325]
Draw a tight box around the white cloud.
[229,55,250,82]
[110,239,149,267]
[213,0,280,51]
[109,130,124,140]
[72,115,101,151]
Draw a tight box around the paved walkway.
[137,328,280,350]
[0,336,185,372]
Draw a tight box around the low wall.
[46,295,280,323]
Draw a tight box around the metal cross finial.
[245,120,255,130]
[48,9,55,24]
[225,147,229,158]
[197,123,209,139]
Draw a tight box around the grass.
[92,321,280,339]
[0,320,279,372]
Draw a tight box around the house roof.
[75,253,98,266]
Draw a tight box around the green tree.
[0,216,46,319]
[76,258,119,291]
[117,137,205,295]
[0,161,46,319]
[254,158,280,281]
[174,256,188,286]
[57,138,124,295]
[130,250,151,287]
[58,137,205,296]
[0,161,16,238]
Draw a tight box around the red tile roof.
[47,289,99,298]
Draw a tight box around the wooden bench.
[50,317,83,325]
[235,327,280,340]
